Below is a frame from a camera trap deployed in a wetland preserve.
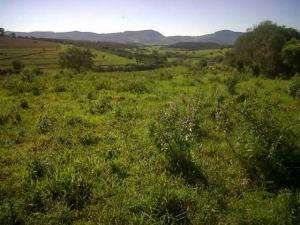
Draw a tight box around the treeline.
[225,21,300,78]
[168,41,229,50]
[57,47,170,73]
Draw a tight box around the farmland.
[0,37,135,70]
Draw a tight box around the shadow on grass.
[168,155,208,187]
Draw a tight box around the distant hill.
[0,36,58,48]
[6,29,243,45]
[168,42,222,50]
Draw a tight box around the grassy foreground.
[0,64,299,224]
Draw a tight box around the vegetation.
[11,60,24,73]
[58,47,95,72]
[168,42,223,50]
[227,21,300,77]
[282,39,300,75]
[0,21,299,225]
[0,28,4,36]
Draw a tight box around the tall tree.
[232,21,300,77]
[0,28,4,36]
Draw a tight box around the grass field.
[0,37,299,225]
[0,37,135,70]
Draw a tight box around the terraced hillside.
[0,37,135,70]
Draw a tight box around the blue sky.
[0,0,299,36]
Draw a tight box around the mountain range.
[7,29,243,45]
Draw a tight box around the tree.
[59,47,95,73]
[231,21,300,77]
[0,28,4,36]
[281,38,300,75]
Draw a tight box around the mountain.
[7,30,243,45]
[162,30,244,45]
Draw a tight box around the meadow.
[0,33,300,224]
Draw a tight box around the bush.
[230,21,300,77]
[281,39,300,75]
[288,75,300,98]
[37,114,57,134]
[224,74,240,95]
[89,96,112,114]
[194,58,208,71]
[59,47,95,73]
[231,98,299,188]
[149,104,207,186]
[27,160,49,180]
[127,80,151,94]
[79,131,99,146]
[12,60,24,73]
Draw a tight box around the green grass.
[0,46,299,224]
[0,40,135,70]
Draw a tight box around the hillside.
[7,30,243,45]
[0,37,135,70]
[168,42,222,50]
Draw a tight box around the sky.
[0,0,299,36]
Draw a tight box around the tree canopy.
[0,28,4,36]
[229,21,300,77]
[59,47,95,73]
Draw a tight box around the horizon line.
[4,28,243,37]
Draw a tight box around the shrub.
[37,114,56,134]
[125,80,151,94]
[289,75,300,98]
[89,96,112,114]
[79,131,99,146]
[87,91,97,100]
[159,71,173,80]
[194,58,208,71]
[281,39,300,76]
[27,160,47,180]
[224,74,240,95]
[230,21,300,77]
[96,80,112,91]
[149,104,207,186]
[59,47,95,73]
[231,98,299,188]
[12,60,24,73]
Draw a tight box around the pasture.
[0,35,299,225]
